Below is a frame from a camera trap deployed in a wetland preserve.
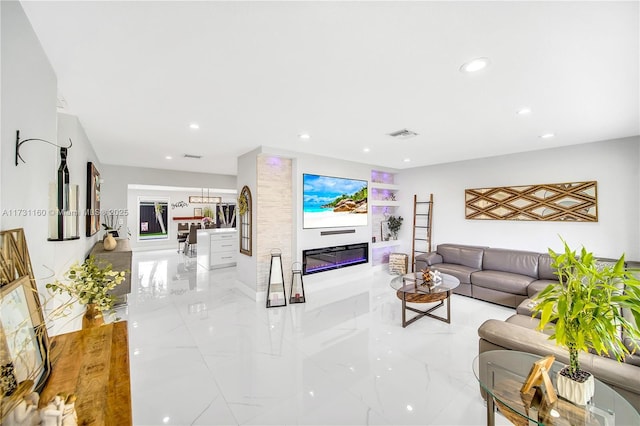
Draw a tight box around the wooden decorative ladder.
[411,194,434,272]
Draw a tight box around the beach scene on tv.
[303,174,368,229]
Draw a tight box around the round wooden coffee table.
[390,272,460,327]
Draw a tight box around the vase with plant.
[532,238,640,405]
[102,212,131,239]
[203,206,214,219]
[387,215,403,240]
[46,256,127,328]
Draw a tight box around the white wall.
[99,164,236,214]
[396,137,640,260]
[236,148,259,292]
[1,2,103,335]
[262,147,375,288]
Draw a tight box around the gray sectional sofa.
[416,244,640,411]
[415,243,557,308]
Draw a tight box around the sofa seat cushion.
[471,270,533,295]
[483,248,540,278]
[430,263,478,285]
[527,279,558,297]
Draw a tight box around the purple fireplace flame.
[302,243,369,275]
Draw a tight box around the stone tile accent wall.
[256,155,293,294]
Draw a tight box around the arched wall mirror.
[238,186,252,256]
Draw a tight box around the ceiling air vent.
[183,153,202,159]
[388,128,419,139]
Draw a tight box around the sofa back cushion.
[436,244,485,270]
[483,248,540,278]
[538,253,558,280]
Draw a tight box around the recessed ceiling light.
[363,148,370,153]
[517,108,532,115]
[165,156,172,160]
[540,133,555,139]
[459,57,490,73]
[189,123,199,130]
[298,133,311,140]
[403,158,411,163]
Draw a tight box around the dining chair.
[184,224,198,255]
[177,223,189,253]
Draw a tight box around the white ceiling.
[20,1,639,176]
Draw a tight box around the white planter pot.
[556,370,595,406]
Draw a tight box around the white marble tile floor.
[119,249,515,426]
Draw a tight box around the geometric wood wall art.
[465,181,598,222]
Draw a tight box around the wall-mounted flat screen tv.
[303,173,368,229]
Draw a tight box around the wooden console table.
[39,321,132,425]
[90,239,132,304]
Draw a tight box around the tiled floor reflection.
[121,249,514,426]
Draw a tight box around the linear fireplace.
[302,243,369,275]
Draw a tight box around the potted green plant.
[532,238,640,405]
[46,256,127,328]
[386,215,403,240]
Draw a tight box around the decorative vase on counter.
[103,232,117,251]
[82,303,104,328]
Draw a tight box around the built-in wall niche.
[371,170,395,185]
[370,169,400,264]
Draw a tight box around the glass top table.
[473,350,640,425]
[390,272,460,327]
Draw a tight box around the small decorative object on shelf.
[266,249,286,308]
[40,393,64,426]
[1,362,18,397]
[9,390,40,425]
[103,232,117,251]
[289,262,306,304]
[387,215,403,240]
[62,393,78,426]
[46,256,126,328]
